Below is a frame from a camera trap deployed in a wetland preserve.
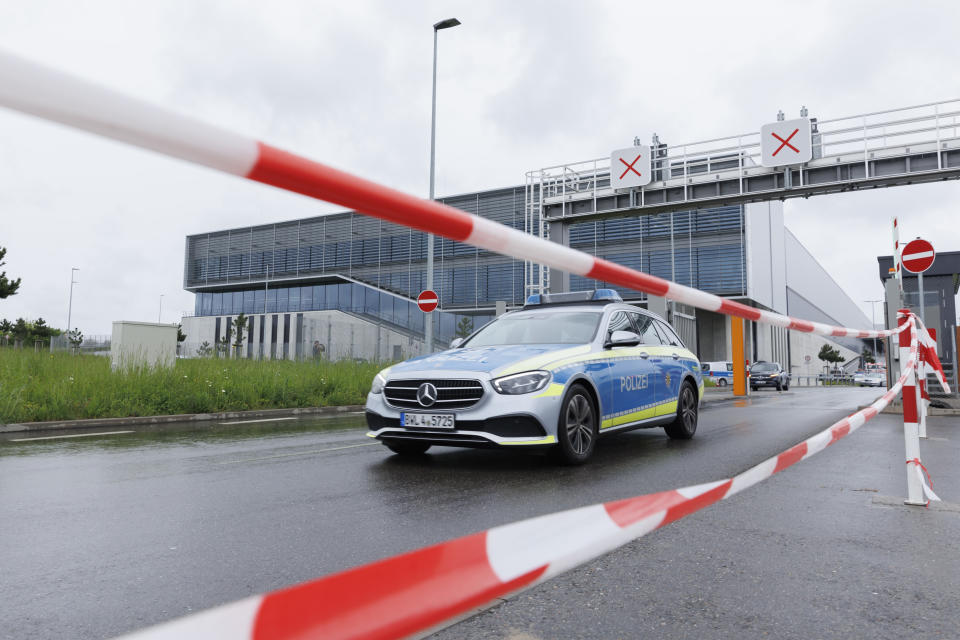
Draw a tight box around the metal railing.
[527,98,960,220]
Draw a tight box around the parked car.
[749,361,790,391]
[365,289,704,464]
[859,372,885,387]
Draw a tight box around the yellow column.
[732,316,747,396]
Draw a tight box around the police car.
[365,290,704,464]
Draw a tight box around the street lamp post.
[66,267,79,334]
[424,17,461,354]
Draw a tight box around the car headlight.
[370,372,387,394]
[491,370,550,395]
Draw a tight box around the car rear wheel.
[384,440,431,456]
[554,385,597,465]
[665,382,698,440]
[717,378,728,387]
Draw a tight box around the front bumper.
[365,373,564,449]
[750,377,784,387]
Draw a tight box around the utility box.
[111,321,178,371]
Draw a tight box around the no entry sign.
[901,238,935,273]
[760,117,812,167]
[417,290,439,313]
[610,145,652,189]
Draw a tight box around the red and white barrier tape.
[115,319,921,640]
[0,50,899,341]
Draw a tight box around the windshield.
[751,363,777,373]
[462,311,602,347]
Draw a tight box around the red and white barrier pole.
[917,347,928,439]
[898,312,925,506]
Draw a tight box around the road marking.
[10,430,135,442]
[216,442,377,464]
[218,417,298,425]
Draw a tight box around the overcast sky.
[2,0,959,335]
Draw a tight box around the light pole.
[425,17,461,354]
[865,299,882,360]
[66,267,79,333]
[158,294,164,323]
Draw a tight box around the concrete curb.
[0,405,366,434]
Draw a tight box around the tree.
[67,328,83,355]
[0,246,21,299]
[217,322,233,357]
[455,316,474,339]
[861,346,875,364]
[817,343,844,368]
[176,323,187,344]
[12,318,29,347]
[196,341,213,357]
[231,313,248,357]
[0,319,11,346]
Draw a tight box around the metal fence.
[49,334,111,354]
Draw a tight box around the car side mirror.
[605,330,641,349]
[449,337,464,349]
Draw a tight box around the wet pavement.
[1,387,956,639]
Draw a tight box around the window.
[289,287,300,313]
[464,311,602,347]
[630,313,663,345]
[606,311,633,336]
[654,320,684,347]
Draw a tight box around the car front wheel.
[554,385,597,465]
[665,382,698,439]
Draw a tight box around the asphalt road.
[1,387,956,639]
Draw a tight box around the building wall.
[744,200,787,314]
[181,309,436,362]
[784,229,872,331]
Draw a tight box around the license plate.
[401,412,455,428]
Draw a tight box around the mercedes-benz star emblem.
[416,382,438,407]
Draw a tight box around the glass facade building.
[183,185,746,349]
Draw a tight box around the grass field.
[0,350,384,424]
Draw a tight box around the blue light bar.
[523,289,622,308]
[592,289,622,302]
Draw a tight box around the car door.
[623,312,665,420]
[597,311,658,429]
[652,318,687,416]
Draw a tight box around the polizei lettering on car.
[620,374,648,392]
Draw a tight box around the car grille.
[384,379,484,409]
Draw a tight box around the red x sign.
[610,145,652,188]
[771,128,799,156]
[619,153,643,180]
[760,118,812,167]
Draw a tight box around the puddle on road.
[0,412,368,456]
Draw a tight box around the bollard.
[898,313,925,506]
[732,316,747,397]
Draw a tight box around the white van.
[702,361,733,386]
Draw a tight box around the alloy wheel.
[680,386,697,430]
[565,394,595,455]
